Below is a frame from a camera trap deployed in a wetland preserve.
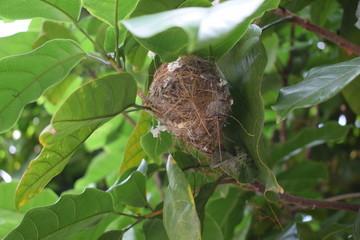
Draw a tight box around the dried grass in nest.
[142,55,232,154]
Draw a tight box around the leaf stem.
[72,20,109,60]
[269,8,360,56]
[114,0,121,67]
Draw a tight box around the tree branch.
[221,179,360,212]
[269,8,360,56]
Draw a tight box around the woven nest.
[142,55,232,154]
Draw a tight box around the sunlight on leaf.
[0,0,82,22]
[119,111,152,174]
[123,0,279,61]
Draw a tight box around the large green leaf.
[218,25,282,194]
[270,122,351,165]
[109,171,147,208]
[277,160,328,194]
[52,73,137,134]
[33,21,78,49]
[5,188,115,240]
[83,0,139,26]
[0,32,39,59]
[0,181,58,239]
[119,111,152,174]
[122,0,279,61]
[0,39,85,134]
[143,219,169,240]
[16,73,137,207]
[0,0,81,22]
[164,155,201,240]
[273,57,360,122]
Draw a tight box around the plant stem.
[114,0,121,68]
[270,8,360,56]
[72,20,109,60]
[220,179,360,212]
[86,54,111,66]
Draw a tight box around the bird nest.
[140,55,232,154]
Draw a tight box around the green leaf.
[218,25,283,194]
[343,78,360,115]
[75,151,122,190]
[164,155,201,240]
[141,130,172,162]
[277,160,328,194]
[98,230,124,240]
[52,73,137,134]
[273,57,360,122]
[0,32,39,59]
[125,37,149,69]
[5,188,115,240]
[195,180,220,233]
[354,210,360,240]
[16,125,99,208]
[202,214,224,240]
[120,111,152,174]
[143,219,169,240]
[109,171,147,208]
[33,21,78,49]
[0,181,58,239]
[0,39,85,134]
[104,26,127,53]
[16,73,137,207]
[83,0,139,26]
[206,188,245,239]
[122,0,279,61]
[0,0,82,22]
[270,122,351,165]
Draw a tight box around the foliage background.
[0,0,360,239]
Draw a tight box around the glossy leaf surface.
[123,0,279,61]
[273,57,360,122]
[0,0,81,22]
[0,39,85,133]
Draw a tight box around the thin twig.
[269,8,360,56]
[326,192,360,202]
[122,112,137,127]
[86,54,111,66]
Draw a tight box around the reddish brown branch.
[269,8,360,56]
[221,179,360,212]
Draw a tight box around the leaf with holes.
[6,188,115,240]
[273,57,360,122]
[0,39,85,134]
[0,0,82,22]
[15,73,137,207]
